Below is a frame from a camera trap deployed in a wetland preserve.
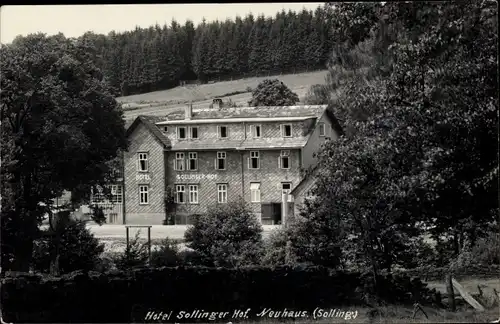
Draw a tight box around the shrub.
[248,79,299,106]
[450,231,500,270]
[304,84,330,105]
[150,238,180,267]
[31,219,104,274]
[114,232,149,270]
[184,199,264,267]
[261,228,298,266]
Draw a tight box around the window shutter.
[278,156,281,169]
[247,157,250,169]
[214,158,217,170]
[250,125,255,137]
[280,124,283,137]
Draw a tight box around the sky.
[1,3,324,44]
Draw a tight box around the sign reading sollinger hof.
[176,174,218,181]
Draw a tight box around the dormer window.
[177,127,187,139]
[190,126,198,139]
[250,125,261,138]
[218,125,228,138]
[281,124,292,138]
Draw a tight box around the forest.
[76,5,335,97]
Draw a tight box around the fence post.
[446,273,456,311]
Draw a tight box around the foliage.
[150,238,180,267]
[114,232,149,270]
[31,219,104,274]
[450,231,500,270]
[260,228,299,266]
[291,0,498,278]
[184,199,263,267]
[304,84,330,105]
[248,79,300,106]
[0,33,127,271]
[1,267,441,323]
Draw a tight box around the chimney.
[185,102,192,120]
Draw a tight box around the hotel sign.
[136,174,151,181]
[176,174,217,181]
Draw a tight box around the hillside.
[121,70,329,122]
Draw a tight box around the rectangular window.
[319,122,326,136]
[177,127,187,139]
[250,125,261,138]
[137,152,148,172]
[176,185,186,204]
[111,185,123,204]
[218,125,228,138]
[91,186,104,204]
[139,185,149,205]
[187,152,198,171]
[281,124,292,137]
[189,185,198,204]
[175,152,185,171]
[279,150,290,169]
[217,184,228,203]
[248,151,260,169]
[190,126,198,139]
[250,183,261,203]
[215,151,226,170]
[282,183,293,202]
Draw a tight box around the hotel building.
[86,103,340,225]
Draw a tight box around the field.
[120,70,329,121]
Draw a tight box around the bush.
[248,79,299,106]
[450,231,500,270]
[184,199,264,267]
[31,219,104,274]
[304,84,330,105]
[261,228,299,266]
[114,232,149,270]
[150,238,180,267]
[1,266,442,323]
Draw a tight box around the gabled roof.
[126,115,171,148]
[291,165,320,196]
[159,105,328,122]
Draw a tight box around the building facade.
[120,104,339,225]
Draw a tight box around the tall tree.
[0,34,128,271]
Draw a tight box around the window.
[91,187,104,204]
[175,185,186,203]
[163,126,168,132]
[281,124,292,137]
[137,152,148,172]
[177,127,187,139]
[175,152,185,171]
[189,126,198,139]
[187,152,198,171]
[250,183,261,203]
[215,151,226,170]
[218,125,228,138]
[248,151,260,169]
[139,185,149,204]
[279,150,290,169]
[250,125,261,138]
[282,183,293,202]
[189,185,198,204]
[217,184,228,203]
[319,122,326,136]
[111,185,123,203]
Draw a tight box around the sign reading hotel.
[136,174,151,181]
[176,174,217,181]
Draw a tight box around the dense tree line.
[77,6,335,97]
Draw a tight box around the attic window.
[281,124,292,137]
[163,126,168,132]
[218,126,228,138]
[177,127,187,139]
[319,123,325,136]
